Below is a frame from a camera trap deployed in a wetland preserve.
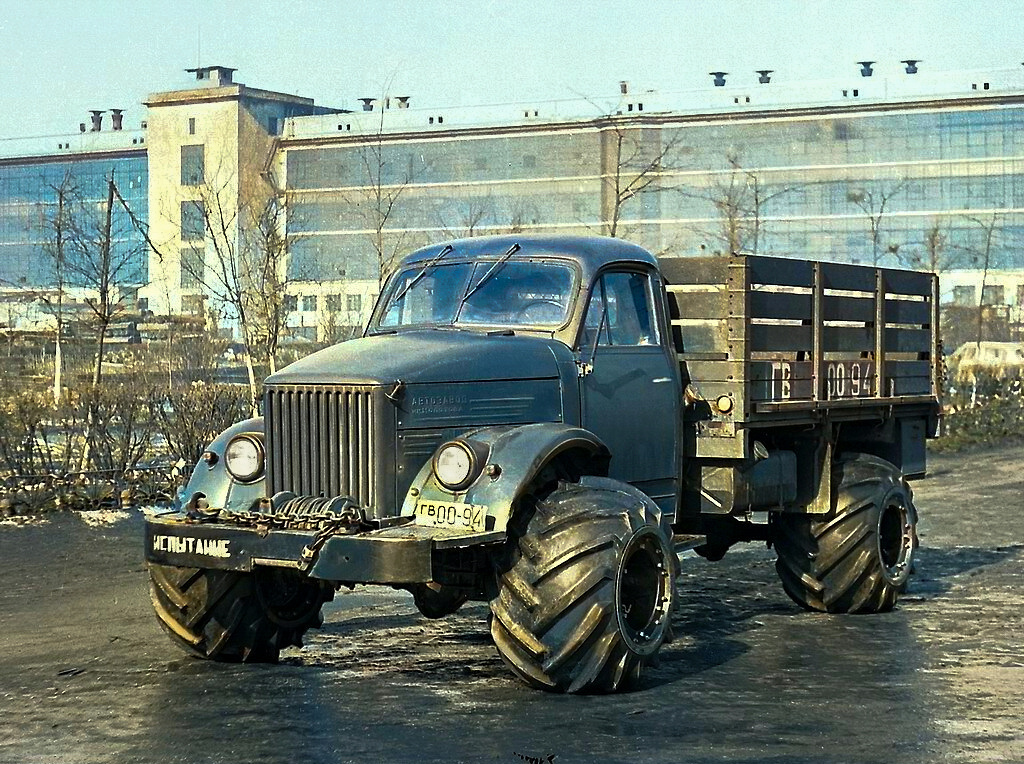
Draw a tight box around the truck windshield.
[375,259,575,330]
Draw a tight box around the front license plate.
[414,499,487,532]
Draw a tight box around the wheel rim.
[877,499,914,584]
[615,528,673,655]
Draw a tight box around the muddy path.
[0,446,1021,764]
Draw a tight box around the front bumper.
[144,511,504,584]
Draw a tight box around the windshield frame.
[367,255,581,335]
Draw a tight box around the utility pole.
[92,174,115,386]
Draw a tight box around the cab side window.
[582,271,658,348]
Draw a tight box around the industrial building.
[1,62,1023,343]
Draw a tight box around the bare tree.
[677,152,801,254]
[434,193,539,239]
[37,170,80,405]
[163,138,298,411]
[66,174,145,388]
[241,191,292,374]
[341,99,427,285]
[178,174,259,413]
[898,218,964,274]
[963,212,1002,347]
[600,123,684,238]
[847,180,908,266]
[437,194,497,238]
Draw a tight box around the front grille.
[264,385,395,514]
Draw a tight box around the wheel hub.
[254,569,325,628]
[615,528,673,655]
[877,500,915,585]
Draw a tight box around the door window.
[582,271,659,348]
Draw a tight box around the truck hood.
[265,330,565,386]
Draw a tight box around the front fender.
[400,422,610,532]
[178,417,266,513]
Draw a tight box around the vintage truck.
[145,234,941,693]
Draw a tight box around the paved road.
[1,446,1022,764]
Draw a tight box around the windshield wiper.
[392,244,454,304]
[457,243,522,309]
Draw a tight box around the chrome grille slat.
[265,384,392,515]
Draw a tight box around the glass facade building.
[0,150,148,290]
[4,67,1024,338]
[282,96,1024,290]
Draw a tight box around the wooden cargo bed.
[659,254,941,427]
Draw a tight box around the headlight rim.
[224,433,266,483]
[432,440,480,492]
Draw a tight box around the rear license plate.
[414,499,487,532]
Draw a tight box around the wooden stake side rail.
[659,253,941,427]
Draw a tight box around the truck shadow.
[289,544,1020,691]
[638,540,1015,692]
[905,543,1023,601]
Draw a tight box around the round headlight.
[433,441,477,491]
[224,435,265,483]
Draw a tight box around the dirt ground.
[0,445,1022,764]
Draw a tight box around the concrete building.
[2,63,1024,344]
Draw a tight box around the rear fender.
[399,422,610,533]
[178,417,266,513]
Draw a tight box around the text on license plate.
[414,500,487,532]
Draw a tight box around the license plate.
[414,499,487,532]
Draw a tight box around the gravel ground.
[0,445,1021,764]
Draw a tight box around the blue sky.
[0,0,1021,138]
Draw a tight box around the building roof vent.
[710,71,728,87]
[89,110,104,131]
[902,59,920,74]
[359,97,376,111]
[620,81,629,95]
[185,66,237,86]
[756,69,773,84]
[396,96,410,109]
[858,61,875,77]
[110,109,124,131]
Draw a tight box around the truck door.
[579,269,680,504]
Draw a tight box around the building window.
[284,294,299,312]
[982,284,1005,305]
[180,201,205,241]
[325,294,343,312]
[179,247,204,288]
[180,144,204,185]
[952,285,976,306]
[346,294,362,312]
[181,294,205,316]
[188,117,196,135]
[302,294,318,312]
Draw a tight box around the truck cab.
[364,235,683,511]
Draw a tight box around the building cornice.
[0,147,146,167]
[145,83,317,109]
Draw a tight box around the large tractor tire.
[490,479,676,693]
[149,564,332,662]
[773,453,917,614]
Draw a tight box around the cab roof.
[397,234,659,275]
